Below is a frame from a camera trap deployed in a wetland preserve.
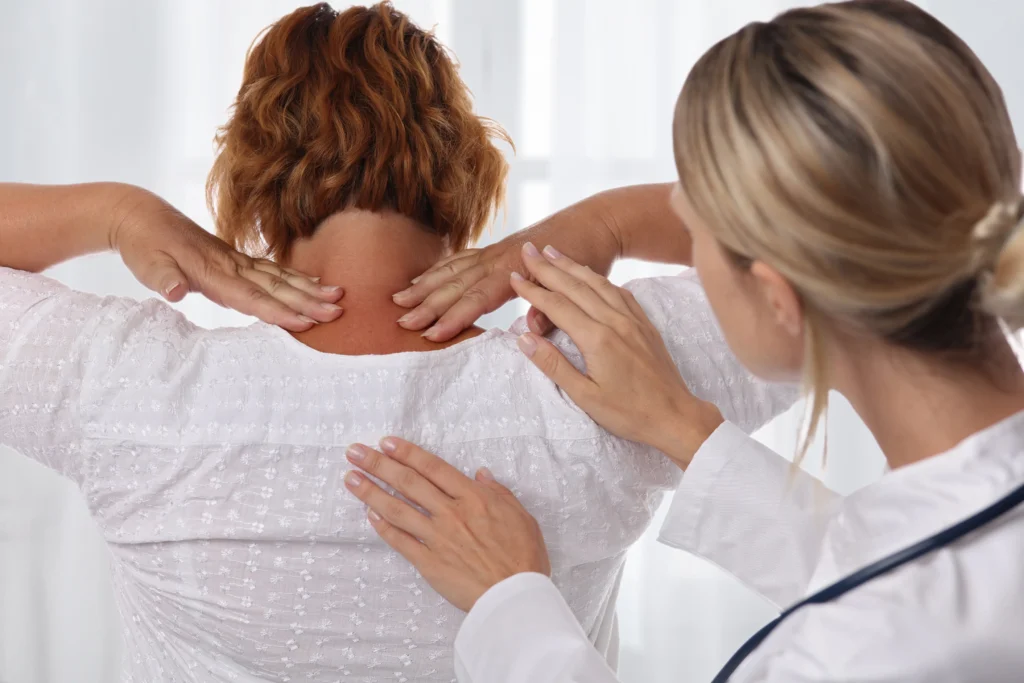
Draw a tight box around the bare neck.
[831,334,1024,469]
[282,210,483,355]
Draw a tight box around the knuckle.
[396,467,420,492]
[265,275,286,294]
[383,497,407,522]
[567,278,590,296]
[246,287,268,303]
[537,350,561,375]
[419,456,442,480]
[461,286,489,305]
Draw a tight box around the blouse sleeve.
[622,271,799,434]
[0,267,110,480]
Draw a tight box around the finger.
[396,264,504,338]
[279,265,320,282]
[346,444,452,514]
[521,243,629,325]
[207,269,318,331]
[393,252,481,308]
[344,470,436,542]
[509,271,604,341]
[366,508,430,565]
[378,437,477,499]
[515,332,595,400]
[420,274,514,342]
[526,307,553,336]
[413,249,481,283]
[475,467,513,496]
[239,267,343,323]
[252,260,343,301]
[538,245,632,312]
[619,287,649,321]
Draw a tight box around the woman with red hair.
[0,3,789,681]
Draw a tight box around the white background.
[0,1,1020,682]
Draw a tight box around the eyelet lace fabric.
[0,267,792,682]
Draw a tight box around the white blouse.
[0,266,792,683]
[454,415,1024,682]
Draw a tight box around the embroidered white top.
[0,266,792,682]
[454,415,1024,683]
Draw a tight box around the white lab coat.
[453,414,1024,682]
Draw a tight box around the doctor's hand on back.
[343,237,723,611]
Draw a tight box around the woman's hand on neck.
[281,210,483,355]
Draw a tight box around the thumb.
[145,260,189,303]
[516,333,590,400]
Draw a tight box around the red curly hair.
[207,2,510,260]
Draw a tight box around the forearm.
[0,182,141,272]
[589,182,690,266]
[523,183,688,276]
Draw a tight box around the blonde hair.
[673,0,1024,459]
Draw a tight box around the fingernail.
[346,445,366,463]
[310,276,321,283]
[517,333,538,358]
[477,467,495,481]
[410,276,422,284]
[421,325,440,340]
[320,285,341,293]
[367,508,382,522]
[163,282,182,297]
[393,289,411,301]
[542,245,562,260]
[298,315,317,324]
[523,242,540,258]
[379,437,398,454]
[510,271,525,283]
[345,471,363,487]
[320,302,342,312]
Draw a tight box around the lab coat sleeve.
[659,421,842,608]
[454,572,621,683]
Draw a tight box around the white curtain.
[1,1,1021,682]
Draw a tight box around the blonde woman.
[344,1,1024,681]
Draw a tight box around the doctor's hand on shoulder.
[343,242,722,610]
[509,241,725,470]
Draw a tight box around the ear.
[750,260,803,338]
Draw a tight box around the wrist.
[103,183,155,253]
[522,192,622,278]
[654,398,724,470]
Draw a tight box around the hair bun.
[976,196,1024,329]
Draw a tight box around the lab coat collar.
[825,409,1024,582]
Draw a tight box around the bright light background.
[0,1,1021,682]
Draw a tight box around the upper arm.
[0,268,112,478]
[624,272,799,434]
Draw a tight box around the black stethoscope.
[711,478,1024,682]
